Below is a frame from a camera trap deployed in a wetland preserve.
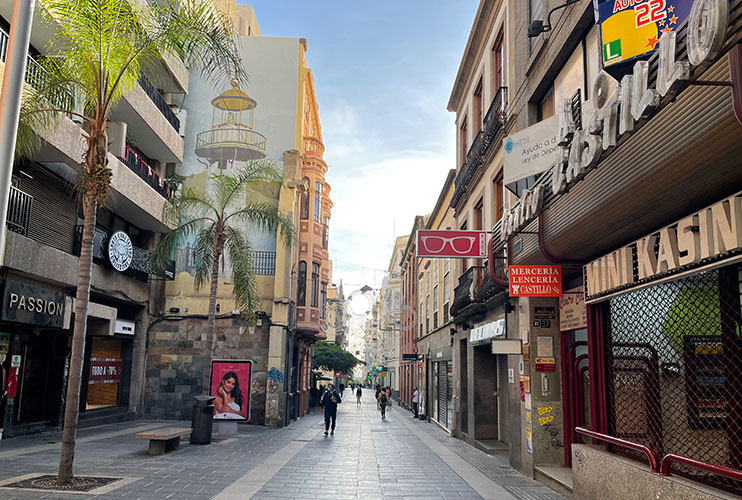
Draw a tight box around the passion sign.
[499,0,731,244]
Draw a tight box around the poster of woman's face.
[210,360,252,420]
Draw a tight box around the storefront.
[430,347,452,430]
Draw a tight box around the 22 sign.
[635,0,667,27]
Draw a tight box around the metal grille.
[437,361,449,429]
[606,264,742,492]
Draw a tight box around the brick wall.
[144,317,270,424]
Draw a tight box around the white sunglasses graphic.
[420,235,476,254]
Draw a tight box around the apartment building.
[0,1,185,437]
[378,235,406,397]
[146,3,333,429]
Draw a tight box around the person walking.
[377,388,389,420]
[386,387,392,410]
[321,383,342,436]
[375,385,381,409]
[412,387,419,419]
[339,382,345,397]
[356,385,362,406]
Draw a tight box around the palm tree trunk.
[207,246,221,358]
[58,188,97,484]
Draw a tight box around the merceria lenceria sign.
[585,192,742,299]
[499,0,730,244]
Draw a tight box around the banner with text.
[503,115,559,193]
[509,266,562,297]
[416,230,487,259]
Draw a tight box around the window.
[320,282,327,318]
[311,262,320,307]
[474,79,483,133]
[314,182,323,222]
[460,221,468,272]
[433,284,439,330]
[322,217,329,249]
[494,173,504,222]
[298,261,307,306]
[443,267,450,321]
[529,0,543,50]
[460,116,468,167]
[474,199,484,286]
[300,178,310,219]
[425,294,430,334]
[492,29,505,92]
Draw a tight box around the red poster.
[88,357,122,384]
[416,230,487,259]
[210,360,252,421]
[509,265,562,297]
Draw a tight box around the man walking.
[412,387,419,419]
[356,385,362,406]
[321,383,342,436]
[377,388,389,420]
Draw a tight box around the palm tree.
[152,160,296,365]
[15,0,247,485]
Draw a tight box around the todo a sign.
[88,357,122,384]
[509,266,562,297]
[416,230,487,259]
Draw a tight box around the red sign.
[88,357,122,384]
[416,230,487,259]
[211,360,252,421]
[535,357,556,372]
[509,265,562,297]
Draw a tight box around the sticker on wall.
[526,410,531,423]
[508,368,515,384]
[536,336,554,358]
[538,414,554,426]
[525,393,532,411]
[526,430,533,454]
[519,359,524,375]
[535,357,556,372]
[542,373,551,396]
[523,375,531,394]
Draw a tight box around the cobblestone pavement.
[0,396,567,500]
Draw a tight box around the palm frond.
[193,224,217,291]
[225,201,297,249]
[225,226,260,321]
[163,187,219,228]
[151,216,213,271]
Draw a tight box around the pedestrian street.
[0,394,567,500]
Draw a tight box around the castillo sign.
[416,230,487,259]
[509,266,562,297]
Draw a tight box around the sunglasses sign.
[416,230,487,259]
[509,265,563,297]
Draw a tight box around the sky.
[243,0,478,297]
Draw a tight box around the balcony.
[195,126,267,163]
[251,251,276,275]
[303,136,325,159]
[450,266,481,318]
[120,146,174,199]
[5,186,32,236]
[139,75,180,132]
[451,87,508,208]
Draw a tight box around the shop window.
[311,262,320,307]
[84,337,123,410]
[297,261,307,306]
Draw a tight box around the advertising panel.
[594,0,693,73]
[503,115,559,191]
[509,266,562,297]
[560,286,587,331]
[88,357,122,384]
[211,360,252,421]
[2,280,66,327]
[416,230,487,259]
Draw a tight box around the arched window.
[298,261,307,306]
[300,177,310,219]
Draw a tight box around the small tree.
[312,341,365,375]
[152,162,296,368]
[16,0,247,484]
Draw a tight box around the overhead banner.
[594,0,693,74]
[509,266,562,297]
[416,230,487,259]
[503,115,559,192]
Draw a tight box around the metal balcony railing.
[120,146,174,199]
[6,186,32,236]
[139,75,180,132]
[251,251,276,275]
[0,26,8,62]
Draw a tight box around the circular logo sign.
[108,231,133,272]
[504,137,514,153]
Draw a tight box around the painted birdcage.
[195,79,267,169]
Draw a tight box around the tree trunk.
[58,126,106,485]
[205,229,223,390]
[58,188,97,484]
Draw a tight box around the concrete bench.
[136,428,191,456]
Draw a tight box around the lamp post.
[0,0,35,265]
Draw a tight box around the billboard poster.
[594,0,693,74]
[416,230,487,259]
[210,360,252,421]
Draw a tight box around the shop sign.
[2,280,66,327]
[0,332,9,355]
[560,286,587,331]
[416,230,487,259]
[379,371,387,377]
[535,357,556,372]
[88,357,122,384]
[509,266,562,297]
[115,319,135,335]
[503,115,559,191]
[498,0,731,244]
[595,0,694,73]
[402,353,417,362]
[585,193,742,299]
[469,319,505,344]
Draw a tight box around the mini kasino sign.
[509,266,562,297]
[416,230,487,259]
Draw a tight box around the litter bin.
[190,395,215,445]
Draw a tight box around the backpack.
[380,393,388,404]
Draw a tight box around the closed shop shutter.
[438,361,448,428]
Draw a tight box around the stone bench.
[136,428,191,456]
